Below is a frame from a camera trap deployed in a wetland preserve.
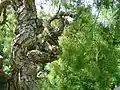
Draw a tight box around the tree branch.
[31,11,74,63]
[27,50,57,63]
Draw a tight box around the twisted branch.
[27,11,74,63]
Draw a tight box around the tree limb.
[27,50,57,63]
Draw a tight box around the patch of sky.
[35,0,112,25]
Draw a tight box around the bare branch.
[0,8,7,25]
[46,11,74,33]
[27,50,56,63]
[44,11,74,48]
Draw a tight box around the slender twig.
[5,23,12,32]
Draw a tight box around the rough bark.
[10,0,40,90]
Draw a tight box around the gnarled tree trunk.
[10,0,40,90]
[0,0,73,89]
